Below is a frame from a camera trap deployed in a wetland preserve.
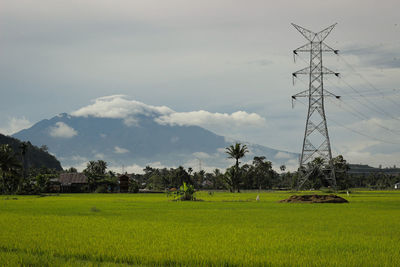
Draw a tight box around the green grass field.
[0,191,399,266]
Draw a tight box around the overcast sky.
[1,0,399,168]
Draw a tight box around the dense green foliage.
[83,160,119,192]
[0,144,21,194]
[1,140,399,195]
[0,191,399,266]
[0,133,62,171]
[172,182,196,201]
[0,144,60,195]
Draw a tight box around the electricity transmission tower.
[291,23,340,190]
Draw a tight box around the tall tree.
[225,143,249,192]
[251,156,274,189]
[332,155,350,190]
[83,160,108,191]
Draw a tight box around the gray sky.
[1,0,400,168]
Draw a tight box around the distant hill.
[349,164,400,175]
[13,109,298,171]
[13,95,298,171]
[0,133,62,171]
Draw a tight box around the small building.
[59,173,88,193]
[395,182,400,189]
[119,174,130,193]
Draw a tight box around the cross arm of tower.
[322,66,340,76]
[292,89,309,99]
[292,66,339,77]
[321,43,339,54]
[324,89,340,99]
[292,67,309,76]
[293,42,339,54]
[292,90,339,98]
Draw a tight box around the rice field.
[0,191,399,266]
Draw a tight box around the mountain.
[0,133,62,171]
[12,96,299,171]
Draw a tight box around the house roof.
[59,173,88,185]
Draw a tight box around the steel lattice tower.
[291,23,340,190]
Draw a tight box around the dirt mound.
[279,194,348,203]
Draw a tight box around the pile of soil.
[279,194,348,203]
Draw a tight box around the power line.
[295,52,400,119]
[326,97,400,135]
[294,98,400,145]
[339,78,400,122]
[295,73,400,135]
[338,54,399,101]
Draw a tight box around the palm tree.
[225,143,249,192]
[280,165,286,172]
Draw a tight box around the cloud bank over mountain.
[71,95,267,137]
[71,95,174,119]
[13,96,297,173]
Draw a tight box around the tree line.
[80,143,400,192]
[1,142,399,195]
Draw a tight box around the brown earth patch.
[279,194,348,203]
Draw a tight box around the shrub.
[173,182,196,201]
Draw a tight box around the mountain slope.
[0,133,62,171]
[13,112,298,171]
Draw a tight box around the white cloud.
[0,117,32,135]
[49,122,78,138]
[71,95,173,119]
[114,146,130,154]
[155,110,266,128]
[70,95,268,138]
[72,95,266,129]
